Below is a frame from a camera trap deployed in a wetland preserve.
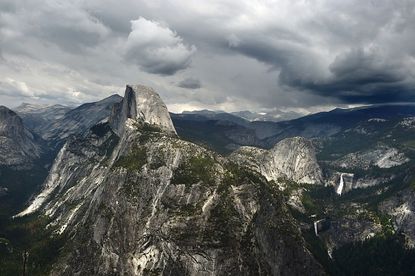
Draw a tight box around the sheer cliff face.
[110,85,176,136]
[19,85,323,275]
[0,106,43,166]
[231,137,323,186]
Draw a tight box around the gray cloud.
[280,48,413,104]
[0,0,415,112]
[178,78,201,89]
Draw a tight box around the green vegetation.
[114,145,147,170]
[377,213,395,236]
[204,179,241,247]
[0,166,49,217]
[90,122,111,137]
[302,228,339,275]
[0,216,66,276]
[171,155,216,187]
[135,121,165,143]
[302,192,319,214]
[176,204,201,217]
[148,151,165,170]
[97,133,120,159]
[223,161,265,188]
[410,178,415,190]
[317,132,378,161]
[332,234,415,275]
[173,119,238,155]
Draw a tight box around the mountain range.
[1,85,415,275]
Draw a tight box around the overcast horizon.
[1,0,414,113]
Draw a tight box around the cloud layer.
[177,78,201,89]
[0,0,414,111]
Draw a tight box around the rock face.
[18,85,323,275]
[380,189,415,248]
[230,137,323,185]
[0,106,43,166]
[334,145,409,170]
[110,85,176,136]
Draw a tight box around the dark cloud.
[178,78,201,89]
[1,0,415,111]
[278,48,413,104]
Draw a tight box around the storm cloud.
[0,0,414,111]
[177,78,201,89]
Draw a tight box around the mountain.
[230,137,323,186]
[172,104,415,155]
[0,106,52,227]
[15,103,71,133]
[0,106,44,167]
[232,110,303,122]
[181,110,250,126]
[3,90,415,274]
[263,104,415,145]
[13,85,323,275]
[202,104,415,272]
[15,95,122,145]
[171,112,262,154]
[182,109,303,123]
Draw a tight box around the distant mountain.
[232,109,303,122]
[181,109,250,126]
[172,104,415,154]
[0,106,44,167]
[15,94,123,147]
[171,112,263,154]
[15,103,71,134]
[182,109,303,123]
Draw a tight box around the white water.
[314,221,319,236]
[336,173,344,196]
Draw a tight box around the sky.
[0,0,415,113]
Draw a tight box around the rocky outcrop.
[110,85,176,136]
[334,145,409,170]
[380,189,415,248]
[230,137,323,186]
[0,106,43,166]
[18,85,323,275]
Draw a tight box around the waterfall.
[336,173,344,195]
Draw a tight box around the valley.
[1,86,415,275]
